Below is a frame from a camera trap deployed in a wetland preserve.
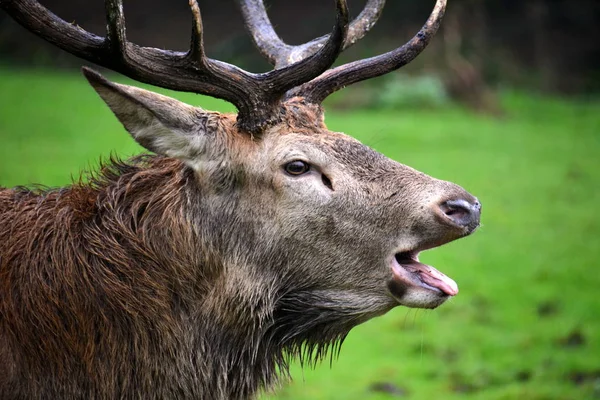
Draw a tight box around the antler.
[239,0,446,103]
[0,0,349,133]
[238,0,386,68]
[1,0,447,130]
[291,0,447,103]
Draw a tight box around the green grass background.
[1,68,599,399]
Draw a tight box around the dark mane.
[2,154,188,209]
[0,155,207,397]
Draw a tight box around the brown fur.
[1,157,203,397]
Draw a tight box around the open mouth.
[390,250,458,297]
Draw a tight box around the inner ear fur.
[83,67,216,165]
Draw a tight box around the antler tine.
[0,0,106,64]
[291,0,447,103]
[236,0,289,66]
[105,0,126,56]
[344,0,386,48]
[239,0,385,69]
[187,0,206,63]
[284,0,386,67]
[259,0,349,97]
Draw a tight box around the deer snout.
[437,198,481,233]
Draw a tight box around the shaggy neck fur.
[0,155,358,399]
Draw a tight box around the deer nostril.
[439,198,481,230]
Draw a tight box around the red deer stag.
[0,0,480,398]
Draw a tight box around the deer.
[0,0,480,398]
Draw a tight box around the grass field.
[1,68,599,399]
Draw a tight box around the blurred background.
[1,1,599,399]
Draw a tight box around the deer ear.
[83,67,210,166]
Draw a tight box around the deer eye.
[284,160,310,176]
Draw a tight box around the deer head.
[1,0,479,363]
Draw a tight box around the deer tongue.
[392,257,459,296]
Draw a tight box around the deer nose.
[438,198,481,231]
